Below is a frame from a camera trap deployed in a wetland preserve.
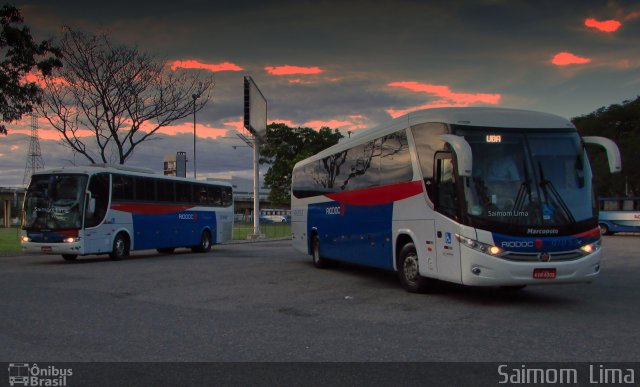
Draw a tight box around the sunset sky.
[2,0,639,186]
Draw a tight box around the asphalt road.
[1,235,639,362]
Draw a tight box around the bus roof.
[295,107,575,168]
[29,164,233,187]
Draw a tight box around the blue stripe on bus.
[131,210,217,250]
[309,201,394,270]
[491,228,599,253]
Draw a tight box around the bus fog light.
[471,266,481,275]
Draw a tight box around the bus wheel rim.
[403,253,419,282]
[115,238,125,256]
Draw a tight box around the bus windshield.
[454,127,596,229]
[23,174,88,230]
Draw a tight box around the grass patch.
[234,222,291,240]
[0,227,21,254]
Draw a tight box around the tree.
[259,123,343,206]
[0,4,62,135]
[573,96,640,197]
[38,29,213,164]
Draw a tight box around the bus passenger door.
[83,173,111,254]
[433,153,462,283]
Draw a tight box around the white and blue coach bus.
[291,108,621,292]
[21,165,233,261]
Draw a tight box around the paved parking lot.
[1,235,639,362]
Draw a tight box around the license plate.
[533,268,556,279]
[41,246,52,253]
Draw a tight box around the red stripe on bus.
[325,180,424,206]
[111,203,192,215]
[574,227,601,239]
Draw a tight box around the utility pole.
[192,94,199,179]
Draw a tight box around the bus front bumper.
[21,241,83,256]
[460,246,601,287]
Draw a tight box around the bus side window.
[86,173,109,228]
[435,153,458,220]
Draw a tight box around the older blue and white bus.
[291,108,621,292]
[21,165,233,261]
[598,196,640,235]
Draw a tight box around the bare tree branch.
[38,29,214,164]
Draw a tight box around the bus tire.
[192,230,212,253]
[62,254,77,261]
[398,242,435,293]
[311,235,331,268]
[110,233,129,261]
[599,223,612,236]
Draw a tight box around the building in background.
[164,152,187,177]
[0,187,25,228]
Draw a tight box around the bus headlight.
[580,241,600,254]
[63,237,77,243]
[21,236,30,243]
[455,234,503,256]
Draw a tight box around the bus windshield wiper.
[537,161,575,224]
[512,160,532,224]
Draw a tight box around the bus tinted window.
[135,177,155,201]
[341,140,380,190]
[380,130,413,185]
[112,175,134,200]
[410,122,447,180]
[292,129,412,198]
[157,180,175,202]
[176,182,192,203]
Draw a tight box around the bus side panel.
[308,201,394,270]
[215,208,233,243]
[140,209,219,249]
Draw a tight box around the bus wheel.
[110,233,129,261]
[192,230,212,253]
[599,223,612,236]
[311,235,331,268]
[62,254,77,261]
[398,242,434,293]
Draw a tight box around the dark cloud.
[4,0,639,187]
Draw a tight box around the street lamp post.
[192,94,198,179]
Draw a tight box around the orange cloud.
[270,116,368,132]
[623,11,640,21]
[156,122,228,139]
[22,72,67,88]
[269,119,298,128]
[264,65,324,75]
[169,60,244,72]
[303,119,354,130]
[585,18,621,32]
[551,52,592,66]
[387,81,501,118]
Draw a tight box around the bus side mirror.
[583,136,622,174]
[439,134,472,176]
